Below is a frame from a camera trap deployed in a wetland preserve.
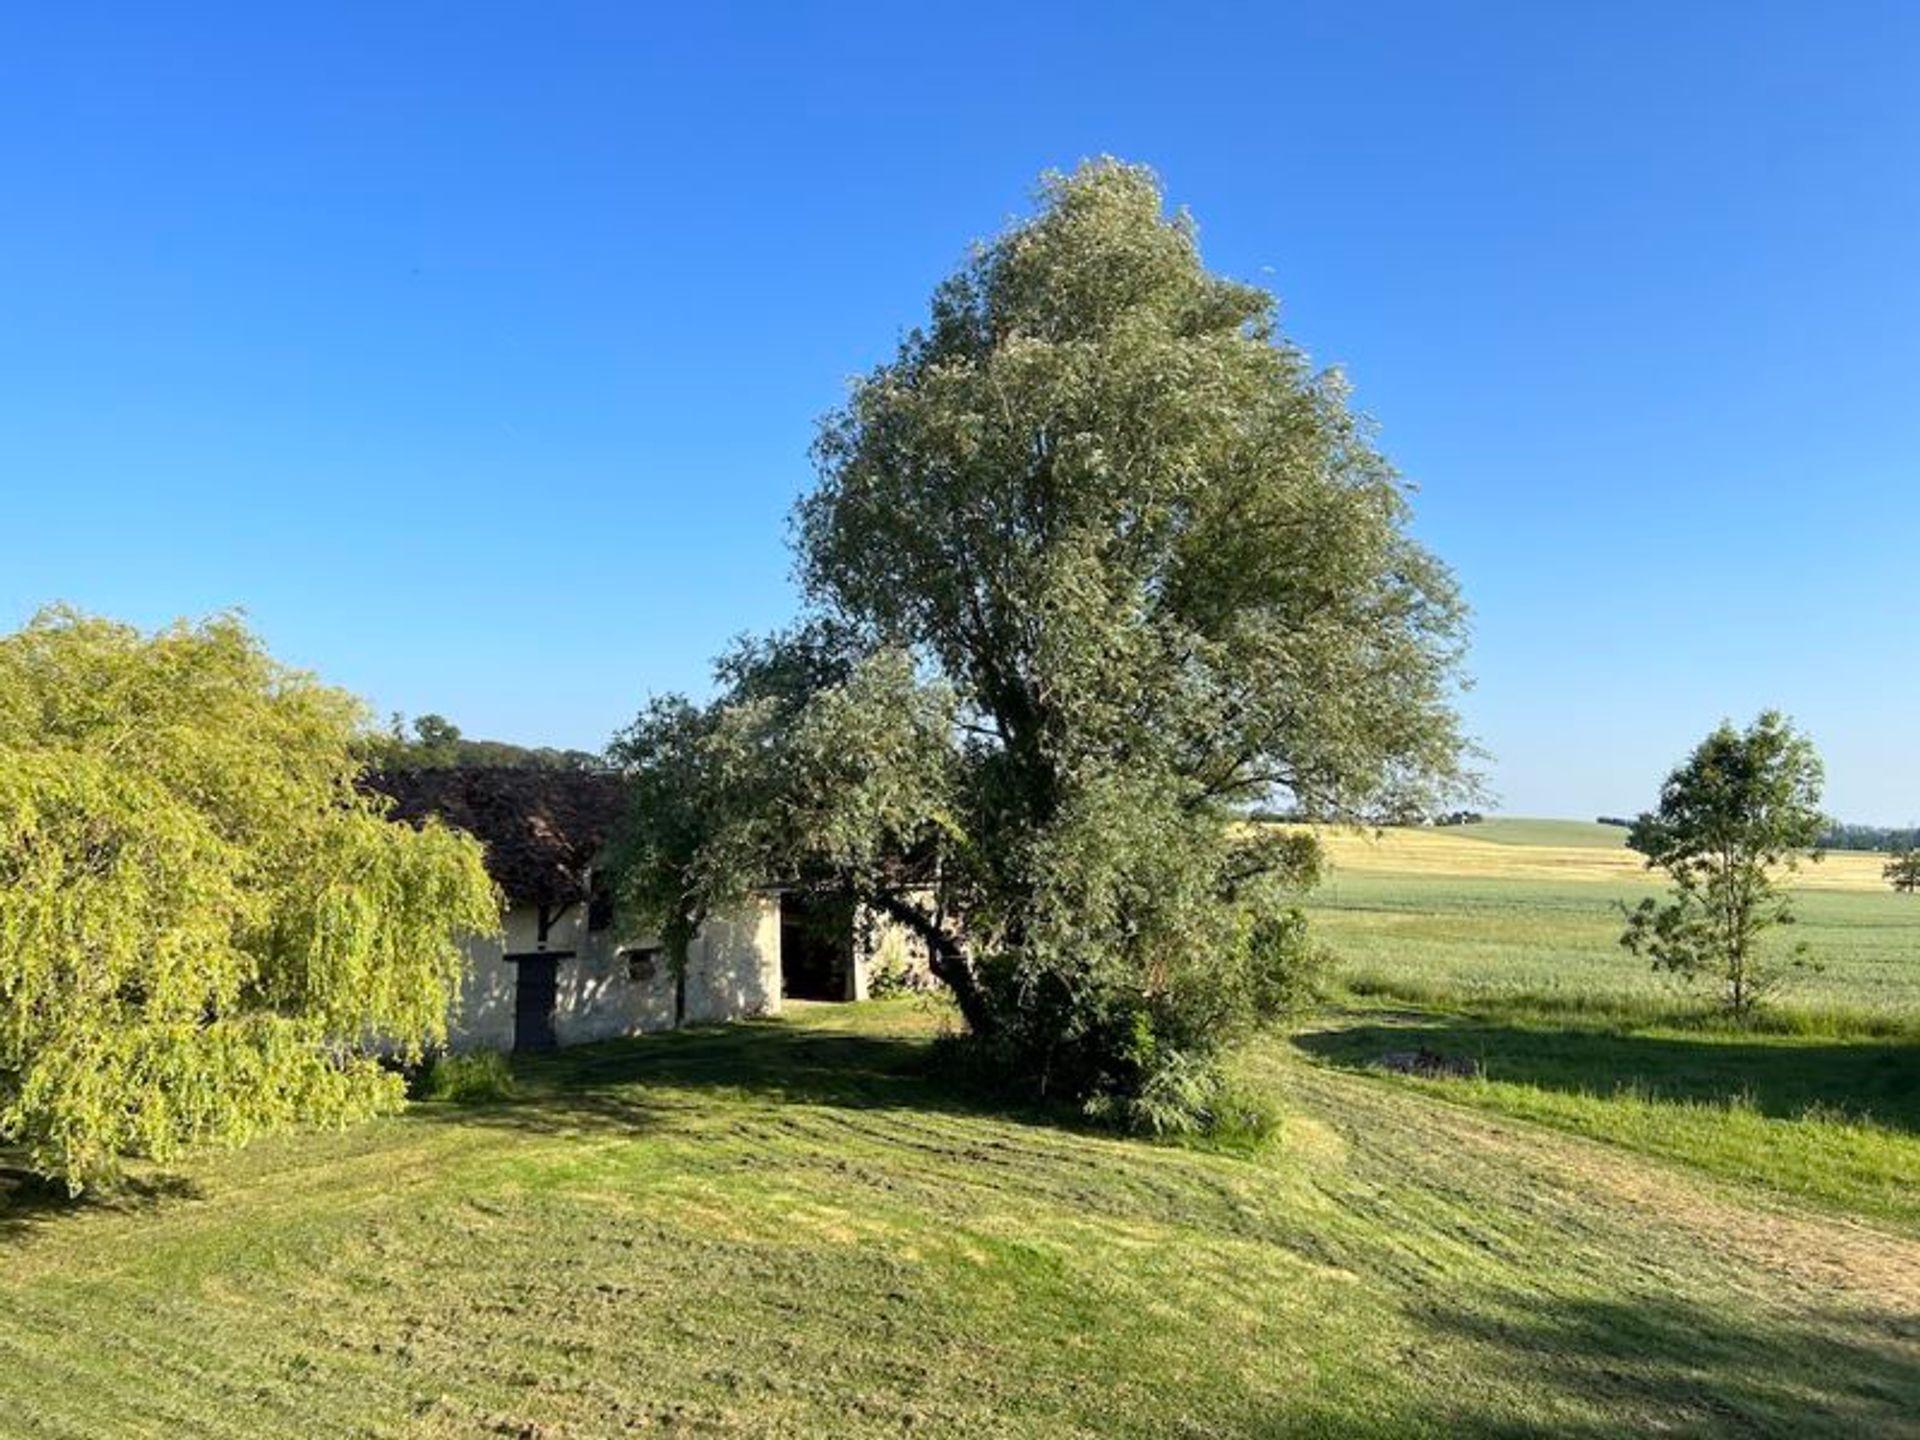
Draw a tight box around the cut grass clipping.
[3,999,1917,1437]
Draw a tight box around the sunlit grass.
[1293,817,1920,1238]
[3,1001,1917,1437]
[1299,998,1920,1228]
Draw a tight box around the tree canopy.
[1621,711,1826,1012]
[1885,849,1920,894]
[0,608,500,1188]
[612,160,1471,1126]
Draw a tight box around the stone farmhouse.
[371,766,925,1053]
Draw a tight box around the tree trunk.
[666,915,698,1029]
[871,892,996,1039]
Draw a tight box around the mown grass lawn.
[3,999,1918,1439]
[1298,1002,1920,1229]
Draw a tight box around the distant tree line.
[1606,813,1916,853]
[364,712,602,772]
[1815,821,1920,853]
[1243,806,1482,828]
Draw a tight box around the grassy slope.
[1296,817,1920,1235]
[1298,1005,1920,1229]
[3,1002,1917,1439]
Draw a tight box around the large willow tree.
[0,608,499,1188]
[615,161,1471,1126]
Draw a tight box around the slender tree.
[0,608,500,1188]
[1621,712,1825,1013]
[613,161,1471,1126]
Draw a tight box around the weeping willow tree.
[0,608,500,1189]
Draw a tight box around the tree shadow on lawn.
[430,1016,1066,1141]
[1296,1012,1920,1132]
[0,1162,201,1243]
[0,1021,1073,1234]
[1408,1291,1920,1438]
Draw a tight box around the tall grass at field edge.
[1336,969,1920,1041]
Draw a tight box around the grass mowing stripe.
[4,1000,1917,1436]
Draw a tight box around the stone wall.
[448,894,782,1052]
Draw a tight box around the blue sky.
[2,3,1915,821]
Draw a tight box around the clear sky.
[3,3,1915,821]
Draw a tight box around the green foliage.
[604,695,731,995]
[1086,1046,1283,1144]
[0,608,501,1188]
[1884,849,1920,893]
[862,955,916,999]
[1241,907,1334,1019]
[1619,712,1826,1014]
[611,160,1468,1130]
[409,1049,517,1104]
[606,635,958,1019]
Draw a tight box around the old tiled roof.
[365,765,628,908]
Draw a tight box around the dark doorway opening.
[780,893,851,1001]
[510,953,561,1051]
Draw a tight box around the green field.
[1311,872,1920,1020]
[1304,817,1920,1019]
[1298,818,1920,1231]
[2,820,1917,1437]
[1437,817,1635,849]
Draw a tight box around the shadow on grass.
[0,1163,201,1243]
[1298,1011,1920,1131]
[1417,1291,1920,1438]
[0,1018,1057,1235]
[427,1016,1060,1140]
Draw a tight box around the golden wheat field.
[1290,816,1920,1018]
[1308,818,1892,892]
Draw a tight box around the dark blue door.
[514,955,559,1051]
